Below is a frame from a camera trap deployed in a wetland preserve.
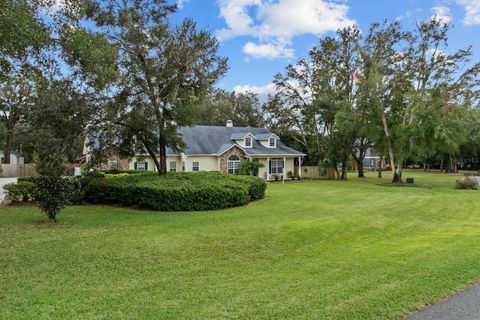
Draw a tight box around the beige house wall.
[257,158,269,179]
[128,154,299,179]
[129,156,182,172]
[183,156,219,172]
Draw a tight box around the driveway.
[0,177,17,203]
[406,284,480,320]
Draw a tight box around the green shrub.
[85,172,266,211]
[4,181,36,203]
[226,174,267,201]
[238,159,264,176]
[455,177,479,190]
[8,176,90,205]
[99,169,154,176]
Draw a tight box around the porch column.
[267,157,270,180]
[299,156,302,179]
[283,156,286,184]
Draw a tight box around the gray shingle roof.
[255,133,275,140]
[87,125,305,157]
[177,125,304,156]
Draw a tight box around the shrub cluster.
[455,177,479,190]
[4,181,36,203]
[7,176,91,205]
[85,172,266,211]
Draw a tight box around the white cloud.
[243,42,294,59]
[457,0,480,25]
[233,83,277,103]
[217,0,355,59]
[177,0,190,9]
[432,6,452,24]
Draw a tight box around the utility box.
[406,178,414,184]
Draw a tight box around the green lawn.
[1,170,480,319]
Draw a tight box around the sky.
[172,0,480,101]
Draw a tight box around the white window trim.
[169,161,176,172]
[270,158,284,174]
[227,155,241,174]
[244,137,253,148]
[192,161,199,172]
[269,137,276,148]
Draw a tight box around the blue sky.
[172,0,480,99]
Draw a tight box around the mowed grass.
[1,170,480,319]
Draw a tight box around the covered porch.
[253,156,303,181]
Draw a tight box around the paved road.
[0,177,17,203]
[406,284,480,320]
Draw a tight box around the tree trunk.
[340,161,348,180]
[381,112,400,183]
[357,160,365,178]
[352,147,366,178]
[2,129,13,164]
[392,163,403,183]
[334,166,341,180]
[440,157,444,172]
[378,156,383,179]
[452,158,458,173]
[158,133,167,175]
[143,140,162,173]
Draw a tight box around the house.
[0,150,24,165]
[362,148,385,171]
[85,121,305,180]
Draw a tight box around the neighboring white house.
[362,148,385,171]
[84,121,306,180]
[0,150,24,165]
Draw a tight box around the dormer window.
[245,137,252,148]
[269,137,276,147]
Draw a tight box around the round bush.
[85,172,266,211]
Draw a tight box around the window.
[192,161,199,172]
[169,161,176,172]
[182,161,185,171]
[245,137,252,147]
[135,162,147,171]
[227,154,240,174]
[269,137,276,147]
[269,158,284,174]
[107,156,118,169]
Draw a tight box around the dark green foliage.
[32,133,69,222]
[198,90,265,127]
[99,169,153,175]
[222,173,267,201]
[85,172,266,211]
[3,181,36,202]
[13,176,91,205]
[238,159,264,176]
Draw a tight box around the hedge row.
[85,172,266,211]
[13,176,89,204]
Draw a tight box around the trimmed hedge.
[85,172,266,211]
[3,181,36,203]
[14,176,90,205]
